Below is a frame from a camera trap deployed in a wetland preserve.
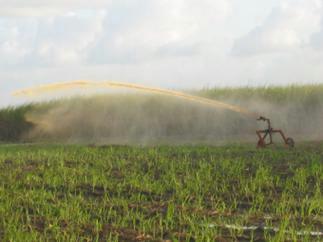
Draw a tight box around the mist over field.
[1,84,321,145]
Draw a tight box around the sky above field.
[1,0,323,106]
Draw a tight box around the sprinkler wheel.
[286,137,295,148]
[256,116,294,148]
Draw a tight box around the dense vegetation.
[0,105,33,142]
[199,84,323,105]
[0,144,322,241]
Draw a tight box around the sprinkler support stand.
[256,116,294,148]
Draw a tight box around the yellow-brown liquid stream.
[13,80,259,118]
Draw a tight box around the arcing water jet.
[13,80,258,118]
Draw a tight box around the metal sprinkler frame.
[256,116,294,148]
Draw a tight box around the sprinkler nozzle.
[257,116,268,121]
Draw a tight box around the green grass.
[0,144,322,241]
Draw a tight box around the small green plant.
[0,144,321,241]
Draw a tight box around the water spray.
[13,80,295,148]
[13,80,256,117]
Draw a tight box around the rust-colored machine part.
[256,116,294,148]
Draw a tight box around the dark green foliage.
[0,105,34,142]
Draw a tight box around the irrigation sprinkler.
[256,116,294,148]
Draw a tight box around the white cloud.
[0,0,232,67]
[88,0,232,64]
[311,16,323,50]
[0,1,110,17]
[32,11,106,65]
[0,19,37,65]
[0,10,106,66]
[232,0,322,56]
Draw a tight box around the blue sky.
[1,0,323,106]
